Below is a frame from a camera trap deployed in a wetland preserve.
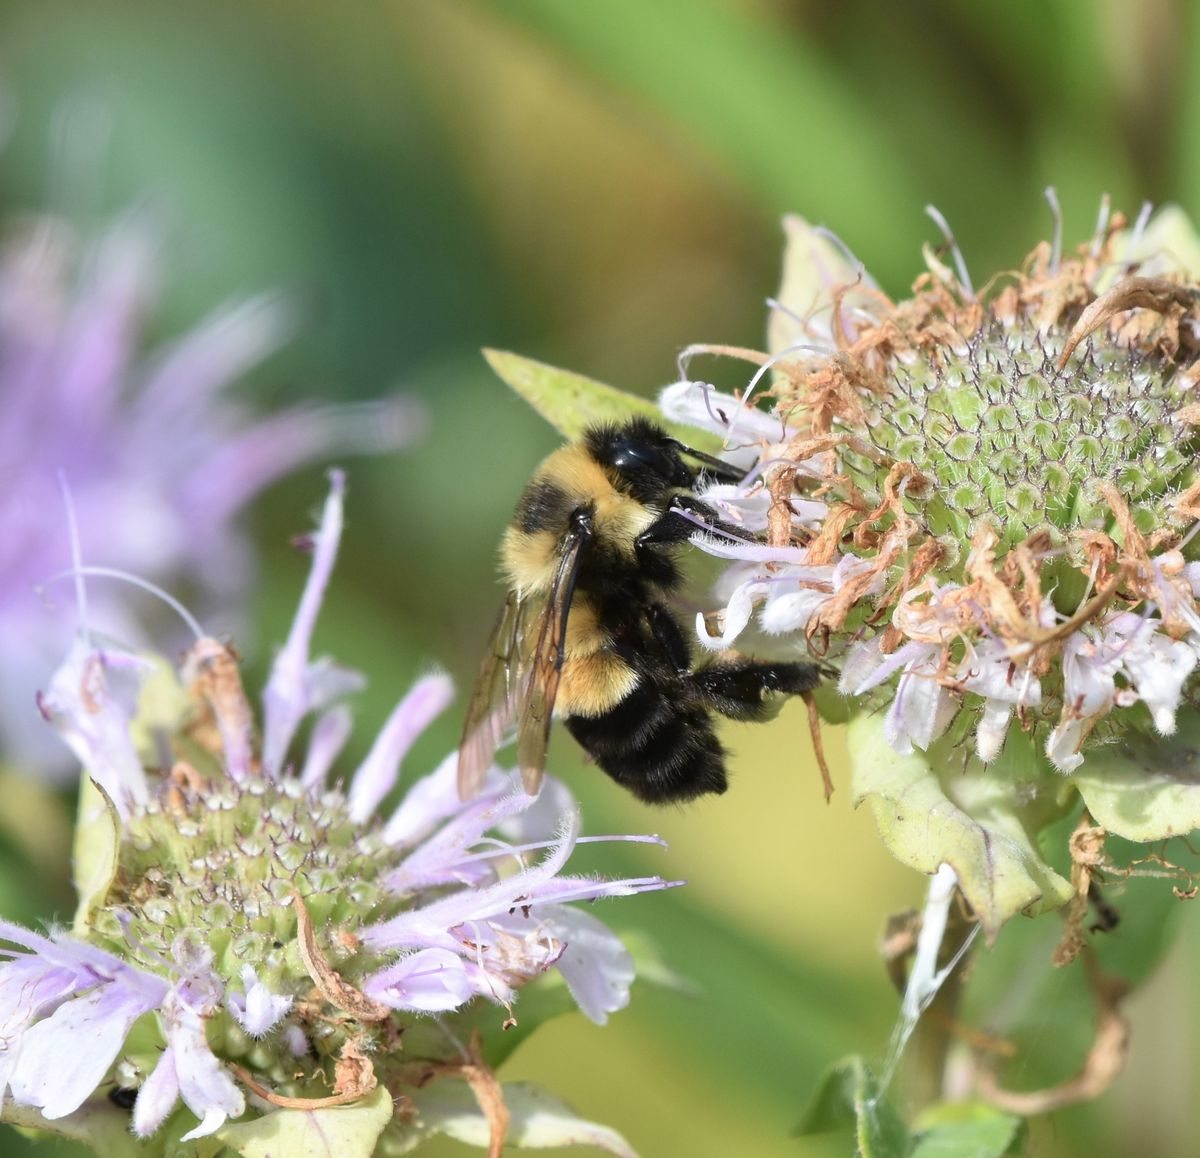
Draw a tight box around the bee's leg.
[689,660,822,721]
[635,496,742,552]
[645,602,692,674]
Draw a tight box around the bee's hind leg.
[689,660,822,721]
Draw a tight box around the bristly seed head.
[852,319,1199,548]
[664,203,1200,774]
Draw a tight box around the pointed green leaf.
[215,1086,393,1158]
[396,1079,637,1156]
[910,1101,1025,1158]
[796,1056,908,1158]
[482,348,721,451]
[1074,711,1200,842]
[72,774,122,935]
[849,715,1073,937]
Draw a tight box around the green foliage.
[797,1056,908,1157]
[909,1102,1024,1158]
[848,715,1073,937]
[1075,711,1200,842]
[215,1087,392,1158]
[483,349,722,450]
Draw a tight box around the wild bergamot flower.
[658,201,1200,932]
[0,205,424,778]
[4,474,671,1157]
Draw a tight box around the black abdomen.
[565,678,727,803]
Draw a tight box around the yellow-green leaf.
[849,715,1073,937]
[215,1086,393,1158]
[72,774,122,935]
[397,1078,637,1156]
[1074,711,1200,842]
[910,1100,1025,1158]
[768,214,863,357]
[482,348,721,451]
[796,1055,908,1157]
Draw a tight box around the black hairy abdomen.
[565,676,728,803]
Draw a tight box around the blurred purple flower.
[0,207,425,776]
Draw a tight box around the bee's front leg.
[634,496,737,552]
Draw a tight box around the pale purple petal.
[228,967,292,1038]
[366,810,583,951]
[382,752,469,846]
[975,700,1014,763]
[885,658,955,754]
[190,396,427,527]
[497,775,577,844]
[8,980,157,1119]
[759,587,830,635]
[54,214,156,420]
[299,704,354,788]
[1117,625,1196,734]
[261,472,345,778]
[1046,721,1087,774]
[134,294,293,424]
[133,1045,180,1138]
[542,906,635,1026]
[348,672,455,823]
[690,535,809,564]
[658,380,786,450]
[386,784,539,893]
[842,639,937,696]
[168,1002,244,1140]
[695,579,764,650]
[38,639,149,815]
[363,949,474,1013]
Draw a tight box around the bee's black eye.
[612,439,666,476]
[584,420,696,500]
[610,437,693,488]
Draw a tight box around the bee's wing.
[457,587,535,799]
[514,512,592,796]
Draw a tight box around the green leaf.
[1074,711,1200,842]
[395,1079,637,1156]
[482,348,722,451]
[796,1056,909,1158]
[910,1101,1025,1158]
[848,715,1073,937]
[3,1098,163,1157]
[72,775,122,935]
[215,1085,393,1158]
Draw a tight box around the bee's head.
[586,419,695,502]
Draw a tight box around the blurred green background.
[1,1,1198,1155]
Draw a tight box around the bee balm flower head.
[666,201,1200,777]
[5,475,671,1157]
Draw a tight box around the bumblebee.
[458,417,821,804]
